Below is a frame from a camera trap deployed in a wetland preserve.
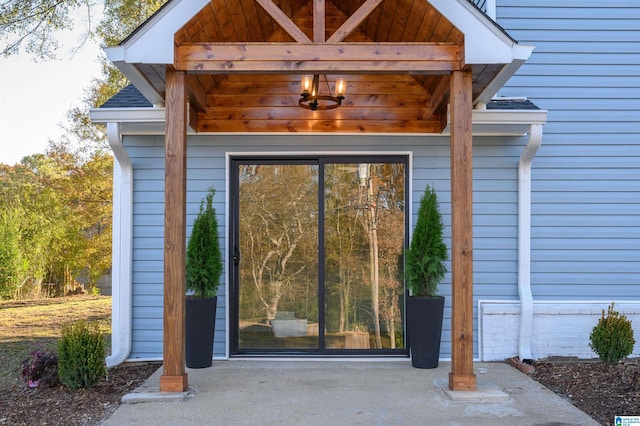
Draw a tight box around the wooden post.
[448,69,476,391]
[160,67,189,392]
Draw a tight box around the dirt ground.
[0,361,161,425]
[531,358,640,426]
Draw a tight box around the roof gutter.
[105,122,134,367]
[517,123,543,362]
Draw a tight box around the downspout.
[518,124,543,362]
[106,122,133,367]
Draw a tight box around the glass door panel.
[323,162,406,350]
[237,163,319,350]
[233,157,407,354]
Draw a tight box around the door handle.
[233,246,241,265]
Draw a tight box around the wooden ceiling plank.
[387,0,411,42]
[326,0,384,43]
[400,0,424,42]
[374,0,397,42]
[313,0,325,43]
[255,0,312,43]
[361,0,383,41]
[136,64,166,95]
[182,12,207,42]
[212,1,239,42]
[226,0,251,42]
[432,15,454,43]
[415,4,438,42]
[239,0,265,41]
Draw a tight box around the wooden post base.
[160,373,189,392]
[449,372,477,391]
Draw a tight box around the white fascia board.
[89,107,166,124]
[428,0,519,64]
[443,109,548,136]
[120,0,210,64]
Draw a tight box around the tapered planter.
[406,295,445,369]
[186,296,217,368]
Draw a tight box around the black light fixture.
[299,74,347,111]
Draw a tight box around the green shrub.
[405,184,448,297]
[58,320,107,389]
[186,187,223,299]
[589,303,635,364]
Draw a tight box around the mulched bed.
[0,362,161,425]
[531,358,640,426]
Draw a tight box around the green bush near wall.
[589,303,635,364]
[58,320,106,389]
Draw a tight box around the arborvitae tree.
[405,185,448,297]
[186,188,223,299]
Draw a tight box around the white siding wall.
[124,133,529,360]
[498,1,640,300]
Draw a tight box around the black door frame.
[229,155,409,357]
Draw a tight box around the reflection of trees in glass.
[239,165,318,324]
[325,163,405,349]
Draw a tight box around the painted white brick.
[480,301,640,361]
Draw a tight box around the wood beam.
[160,67,188,393]
[327,0,385,43]
[175,43,462,73]
[186,74,208,113]
[448,68,476,392]
[313,0,325,43]
[255,0,312,43]
[195,118,444,133]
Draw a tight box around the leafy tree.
[0,148,112,298]
[1,0,166,58]
[0,0,165,299]
[0,208,27,297]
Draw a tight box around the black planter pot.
[186,296,217,369]
[406,295,445,369]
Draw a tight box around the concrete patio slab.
[103,360,599,426]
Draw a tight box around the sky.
[0,11,104,166]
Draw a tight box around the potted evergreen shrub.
[405,184,448,368]
[186,188,223,368]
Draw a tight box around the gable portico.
[94,0,542,393]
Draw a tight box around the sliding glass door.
[231,156,407,355]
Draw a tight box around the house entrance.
[230,156,408,356]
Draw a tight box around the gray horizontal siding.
[498,0,640,301]
[124,133,530,360]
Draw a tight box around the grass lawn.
[0,295,111,388]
